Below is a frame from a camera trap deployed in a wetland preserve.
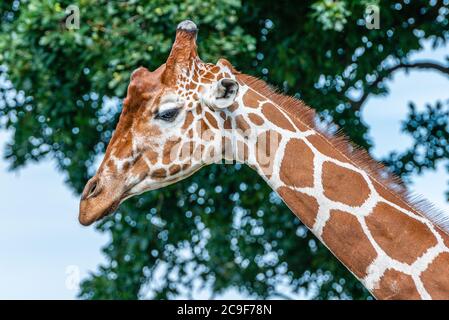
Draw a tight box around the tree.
[0,0,448,299]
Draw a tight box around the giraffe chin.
[78,197,121,226]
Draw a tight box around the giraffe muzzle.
[78,175,123,226]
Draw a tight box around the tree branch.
[350,60,449,111]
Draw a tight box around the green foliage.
[387,100,449,192]
[0,0,448,299]
[311,0,350,32]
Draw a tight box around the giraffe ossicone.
[79,20,449,300]
[177,19,198,32]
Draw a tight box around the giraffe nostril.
[88,181,98,197]
[83,178,101,200]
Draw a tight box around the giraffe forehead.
[149,90,183,114]
[179,61,228,87]
[126,66,165,102]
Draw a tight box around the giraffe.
[79,20,449,299]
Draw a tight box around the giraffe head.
[78,21,241,225]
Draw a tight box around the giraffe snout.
[79,174,123,226]
[81,176,102,200]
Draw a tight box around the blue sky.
[0,133,107,299]
[0,42,448,299]
[363,43,449,211]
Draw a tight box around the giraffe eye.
[155,108,180,122]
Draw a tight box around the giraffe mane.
[238,73,449,235]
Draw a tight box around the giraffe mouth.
[79,179,164,226]
[79,171,149,226]
[79,164,204,226]
[79,198,121,226]
[99,200,121,222]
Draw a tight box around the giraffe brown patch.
[194,103,202,115]
[192,72,199,82]
[113,133,132,159]
[151,168,167,179]
[242,90,263,108]
[421,252,449,299]
[129,157,148,179]
[205,112,218,129]
[229,102,239,112]
[179,141,194,161]
[104,158,115,172]
[222,137,233,161]
[220,112,226,120]
[217,72,231,80]
[248,113,264,126]
[373,181,415,214]
[224,117,232,130]
[282,109,310,131]
[277,187,319,229]
[182,111,194,130]
[235,115,251,137]
[200,124,215,143]
[307,134,349,164]
[366,202,438,264]
[210,65,220,73]
[201,77,212,84]
[373,269,421,300]
[236,140,249,163]
[322,162,370,207]
[203,72,215,80]
[193,144,205,161]
[280,139,314,188]
[162,137,181,165]
[169,164,181,175]
[196,119,209,136]
[261,103,296,132]
[144,149,158,165]
[122,160,131,172]
[182,162,191,171]
[255,130,282,177]
[205,145,217,161]
[322,210,377,279]
[187,82,197,90]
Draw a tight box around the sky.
[0,43,448,300]
[363,43,449,211]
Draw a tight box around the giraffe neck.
[232,74,449,300]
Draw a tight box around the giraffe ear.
[203,78,239,110]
